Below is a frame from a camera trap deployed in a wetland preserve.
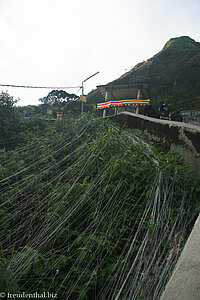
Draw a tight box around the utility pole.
[81,71,99,114]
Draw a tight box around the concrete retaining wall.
[160,215,200,300]
[108,111,200,174]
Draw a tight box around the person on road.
[159,100,170,120]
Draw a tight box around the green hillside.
[87,36,200,110]
[0,113,199,299]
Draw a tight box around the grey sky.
[0,0,199,106]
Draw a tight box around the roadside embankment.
[108,111,200,174]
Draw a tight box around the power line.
[0,83,81,89]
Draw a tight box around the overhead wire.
[0,83,81,89]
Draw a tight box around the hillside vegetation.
[0,109,200,299]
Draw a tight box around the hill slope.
[88,36,200,109]
[0,116,199,299]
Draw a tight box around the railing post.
[136,87,141,114]
[103,91,108,118]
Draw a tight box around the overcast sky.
[0,0,199,106]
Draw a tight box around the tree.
[0,91,21,148]
[39,90,79,107]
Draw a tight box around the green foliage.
[39,90,79,106]
[0,251,20,293]
[0,115,199,299]
[0,92,21,149]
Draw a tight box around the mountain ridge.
[87,36,200,110]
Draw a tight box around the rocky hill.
[88,36,200,110]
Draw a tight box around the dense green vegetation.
[0,99,199,299]
[0,90,95,150]
[0,92,22,149]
